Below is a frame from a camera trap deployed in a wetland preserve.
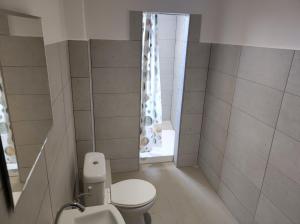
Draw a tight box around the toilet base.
[114,199,155,224]
[144,212,152,224]
[119,211,151,224]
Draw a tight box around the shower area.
[139,13,190,163]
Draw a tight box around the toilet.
[83,152,157,224]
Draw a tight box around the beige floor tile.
[112,163,238,224]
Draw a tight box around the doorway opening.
[139,12,190,164]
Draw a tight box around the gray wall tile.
[201,116,227,154]
[58,41,71,86]
[204,94,231,129]
[11,151,49,224]
[0,14,8,35]
[71,78,91,110]
[91,40,141,67]
[35,189,53,224]
[233,78,283,127]
[269,131,300,185]
[254,194,293,224]
[92,68,140,93]
[12,120,52,146]
[286,51,300,96]
[76,140,93,169]
[15,144,41,168]
[225,132,268,188]
[93,93,139,117]
[206,71,236,103]
[198,160,220,191]
[209,44,241,75]
[228,108,274,160]
[1,40,77,224]
[186,42,211,68]
[179,134,200,155]
[96,138,138,159]
[262,164,300,223]
[68,40,90,76]
[199,137,223,176]
[74,111,93,140]
[277,93,300,140]
[180,114,202,134]
[45,43,63,102]
[177,153,198,167]
[2,67,49,94]
[199,44,299,224]
[7,95,52,121]
[48,139,74,216]
[238,46,293,90]
[182,91,205,114]
[110,158,139,173]
[45,93,67,173]
[221,158,260,214]
[184,68,207,91]
[0,36,46,66]
[95,117,139,139]
[63,82,75,128]
[218,182,254,224]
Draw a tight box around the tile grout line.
[252,50,296,222]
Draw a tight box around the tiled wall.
[68,40,93,179]
[91,39,141,173]
[0,40,77,224]
[198,44,241,190]
[199,44,300,224]
[0,35,52,182]
[70,13,209,172]
[0,14,8,35]
[177,15,210,167]
[157,14,176,121]
[171,15,189,165]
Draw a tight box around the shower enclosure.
[139,12,190,164]
[139,13,163,153]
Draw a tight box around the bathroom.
[0,1,300,224]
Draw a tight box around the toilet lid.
[111,179,156,208]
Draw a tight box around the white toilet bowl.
[83,152,157,224]
[111,179,156,224]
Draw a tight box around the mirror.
[0,10,52,208]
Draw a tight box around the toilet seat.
[111,179,156,208]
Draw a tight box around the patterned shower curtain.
[140,13,162,153]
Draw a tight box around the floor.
[112,163,238,224]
